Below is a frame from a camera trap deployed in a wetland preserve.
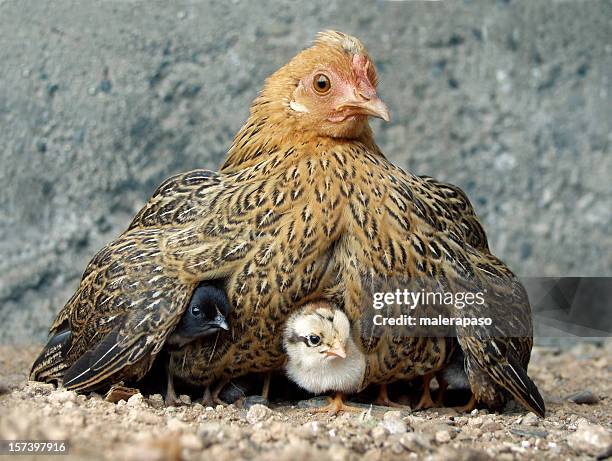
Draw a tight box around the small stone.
[371,426,387,444]
[481,420,501,432]
[510,426,549,438]
[167,417,188,432]
[380,417,408,435]
[126,393,145,407]
[25,381,55,396]
[246,403,272,424]
[435,430,451,443]
[297,421,323,440]
[568,420,612,458]
[147,394,165,409]
[48,390,77,404]
[567,390,599,405]
[383,410,403,421]
[179,394,191,405]
[215,404,224,411]
[522,412,540,426]
[399,433,432,451]
[180,433,203,450]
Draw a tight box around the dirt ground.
[0,342,610,461]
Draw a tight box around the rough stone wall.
[1,0,610,343]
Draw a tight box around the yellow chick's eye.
[313,73,331,94]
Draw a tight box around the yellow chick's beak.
[325,340,347,359]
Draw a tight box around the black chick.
[164,283,230,405]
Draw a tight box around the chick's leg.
[311,393,363,414]
[210,378,229,405]
[261,372,271,401]
[164,360,184,406]
[373,384,411,409]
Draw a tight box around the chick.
[283,301,366,413]
[164,283,230,405]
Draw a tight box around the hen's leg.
[373,384,411,409]
[435,373,449,406]
[415,373,436,410]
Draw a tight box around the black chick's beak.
[212,313,229,331]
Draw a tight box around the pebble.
[147,394,165,409]
[521,412,540,426]
[180,433,203,450]
[167,417,188,432]
[435,430,451,443]
[567,390,599,405]
[380,412,408,434]
[371,426,388,444]
[510,426,549,438]
[126,393,145,407]
[48,390,77,404]
[567,420,612,458]
[246,403,272,424]
[481,420,501,432]
[24,381,55,396]
[179,394,191,405]
[400,433,432,451]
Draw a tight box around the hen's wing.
[31,169,265,390]
[417,176,489,252]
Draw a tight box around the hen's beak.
[336,93,391,122]
[325,340,347,359]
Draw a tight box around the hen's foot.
[415,373,437,410]
[104,384,139,403]
[210,379,229,406]
[455,395,477,413]
[373,384,411,409]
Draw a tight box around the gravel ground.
[1,342,610,461]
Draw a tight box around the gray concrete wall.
[1,0,610,343]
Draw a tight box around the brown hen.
[31,31,544,417]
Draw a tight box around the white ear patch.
[289,100,309,113]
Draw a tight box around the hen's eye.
[313,74,331,94]
[307,335,321,346]
[190,305,201,316]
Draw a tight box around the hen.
[31,31,544,417]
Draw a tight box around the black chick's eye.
[190,305,201,316]
[313,73,331,94]
[307,335,321,346]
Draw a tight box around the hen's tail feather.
[488,354,546,417]
[62,327,149,392]
[30,328,72,383]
